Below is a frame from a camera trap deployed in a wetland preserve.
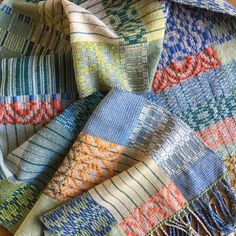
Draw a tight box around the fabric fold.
[0,92,104,233]
[37,0,167,97]
[39,89,236,235]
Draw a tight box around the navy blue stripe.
[45,125,72,142]
[9,152,58,171]
[28,140,64,157]
[70,21,107,28]
[6,160,48,185]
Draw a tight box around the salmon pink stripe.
[152,48,221,93]
[196,116,236,152]
[119,183,186,235]
[0,99,62,125]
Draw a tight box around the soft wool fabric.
[0,92,104,232]
[0,0,236,235]
[39,89,236,236]
[150,0,236,188]
[34,0,168,97]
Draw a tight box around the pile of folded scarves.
[0,0,236,235]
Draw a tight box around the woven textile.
[0,0,236,235]
[151,1,236,188]
[0,92,104,232]
[34,0,168,97]
[38,89,236,236]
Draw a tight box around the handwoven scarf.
[0,0,236,235]
[32,89,236,235]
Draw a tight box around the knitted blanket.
[0,0,235,235]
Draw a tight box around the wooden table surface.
[228,0,236,8]
[0,226,12,236]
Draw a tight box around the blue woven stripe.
[173,149,225,200]
[83,89,145,145]
[40,192,117,236]
[171,0,236,16]
[0,54,76,97]
[158,2,236,68]
[148,61,236,131]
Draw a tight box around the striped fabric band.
[39,89,236,236]
[0,92,104,231]
[37,0,167,97]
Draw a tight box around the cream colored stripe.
[79,0,103,9]
[214,38,236,64]
[145,158,169,186]
[119,170,149,200]
[139,8,164,21]
[135,161,163,190]
[147,29,165,41]
[134,0,162,9]
[91,183,129,218]
[68,12,108,28]
[89,188,123,222]
[90,156,172,221]
[128,166,156,195]
[62,0,119,43]
[145,19,166,31]
[103,179,136,212]
[68,13,118,37]
[112,175,144,206]
[70,33,119,43]
[86,3,107,16]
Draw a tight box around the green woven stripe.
[0,3,71,59]
[0,53,77,96]
[0,179,40,229]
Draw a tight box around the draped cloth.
[0,0,235,235]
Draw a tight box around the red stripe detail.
[152,48,221,93]
[119,183,186,235]
[196,116,236,152]
[0,99,62,125]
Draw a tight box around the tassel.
[149,177,236,236]
[190,179,236,235]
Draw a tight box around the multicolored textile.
[0,92,104,232]
[150,0,236,188]
[0,0,235,235]
[39,89,236,236]
[35,0,167,97]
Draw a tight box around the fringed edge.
[147,175,236,236]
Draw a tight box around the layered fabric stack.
[0,0,235,236]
